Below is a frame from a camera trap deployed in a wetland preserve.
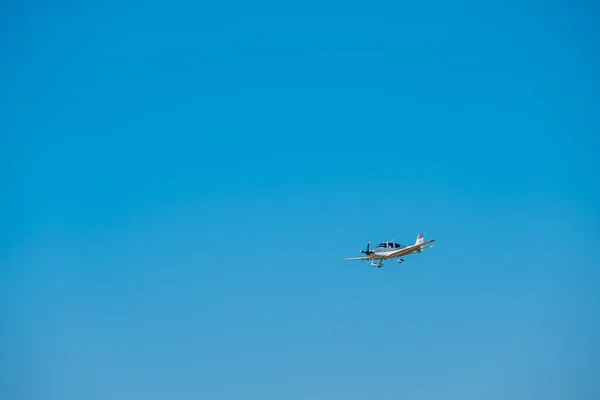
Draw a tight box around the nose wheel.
[397,258,405,263]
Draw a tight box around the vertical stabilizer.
[415,233,424,245]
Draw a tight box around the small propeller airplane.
[343,233,435,268]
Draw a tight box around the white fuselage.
[371,244,419,259]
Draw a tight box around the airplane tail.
[415,233,424,245]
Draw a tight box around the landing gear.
[371,260,384,268]
[397,258,405,264]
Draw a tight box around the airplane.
[343,233,435,268]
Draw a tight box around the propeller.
[361,241,373,255]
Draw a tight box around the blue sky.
[1,0,599,399]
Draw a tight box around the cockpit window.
[377,242,404,248]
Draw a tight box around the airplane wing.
[343,256,370,261]
[383,240,435,259]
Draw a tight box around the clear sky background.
[1,0,599,399]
